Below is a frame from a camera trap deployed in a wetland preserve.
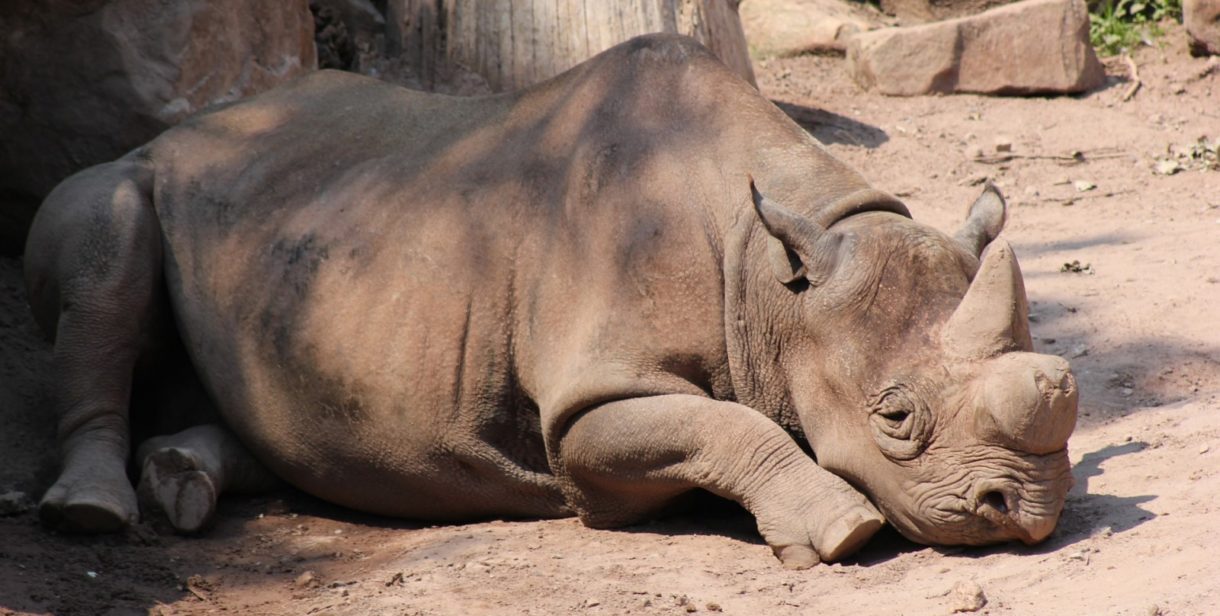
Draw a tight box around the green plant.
[1089,0,1183,56]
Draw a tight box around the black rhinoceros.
[24,34,1077,568]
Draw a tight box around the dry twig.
[972,150,1126,166]
[1122,55,1141,102]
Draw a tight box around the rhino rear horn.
[941,239,1033,359]
[750,178,840,286]
[954,183,1007,257]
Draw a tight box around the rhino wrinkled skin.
[24,34,1077,568]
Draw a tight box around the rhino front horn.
[975,352,1078,454]
[941,239,1033,359]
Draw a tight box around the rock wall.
[0,0,317,255]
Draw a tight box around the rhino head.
[752,181,1077,547]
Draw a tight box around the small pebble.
[1073,180,1096,192]
[1201,444,1210,454]
[994,137,1013,153]
[295,571,318,588]
[1155,159,1182,176]
[950,580,987,612]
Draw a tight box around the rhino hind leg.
[24,159,164,533]
[136,424,278,533]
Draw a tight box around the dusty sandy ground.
[1,23,1218,616]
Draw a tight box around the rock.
[1073,180,1096,192]
[881,0,1020,23]
[0,0,317,255]
[295,571,320,588]
[846,0,1104,96]
[1185,0,1220,56]
[949,580,988,612]
[0,490,32,516]
[994,137,1013,153]
[740,0,881,56]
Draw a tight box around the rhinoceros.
[24,34,1077,568]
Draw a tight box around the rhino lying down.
[24,34,1076,568]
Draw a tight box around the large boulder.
[1185,0,1220,56]
[846,0,1104,96]
[879,0,1020,24]
[740,0,882,56]
[0,0,317,255]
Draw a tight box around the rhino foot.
[39,464,139,533]
[755,465,887,569]
[138,447,218,533]
[772,544,820,570]
[816,503,885,562]
[769,502,884,570]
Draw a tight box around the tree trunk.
[386,0,756,92]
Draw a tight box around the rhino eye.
[878,405,910,426]
[869,387,929,460]
[875,397,914,439]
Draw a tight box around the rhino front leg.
[137,424,279,533]
[558,394,884,568]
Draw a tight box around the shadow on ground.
[773,100,889,149]
[1012,230,1142,266]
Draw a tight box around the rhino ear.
[750,177,838,286]
[954,183,1007,257]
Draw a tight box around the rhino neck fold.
[721,198,805,438]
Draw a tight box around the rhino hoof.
[39,497,134,533]
[139,448,217,533]
[773,544,821,570]
[817,506,885,563]
[38,474,138,533]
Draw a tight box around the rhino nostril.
[981,490,1008,514]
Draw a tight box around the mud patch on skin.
[268,233,330,296]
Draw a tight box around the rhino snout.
[975,353,1078,455]
[970,478,1060,545]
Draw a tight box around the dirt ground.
[2,22,1219,616]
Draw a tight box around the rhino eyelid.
[878,406,910,422]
